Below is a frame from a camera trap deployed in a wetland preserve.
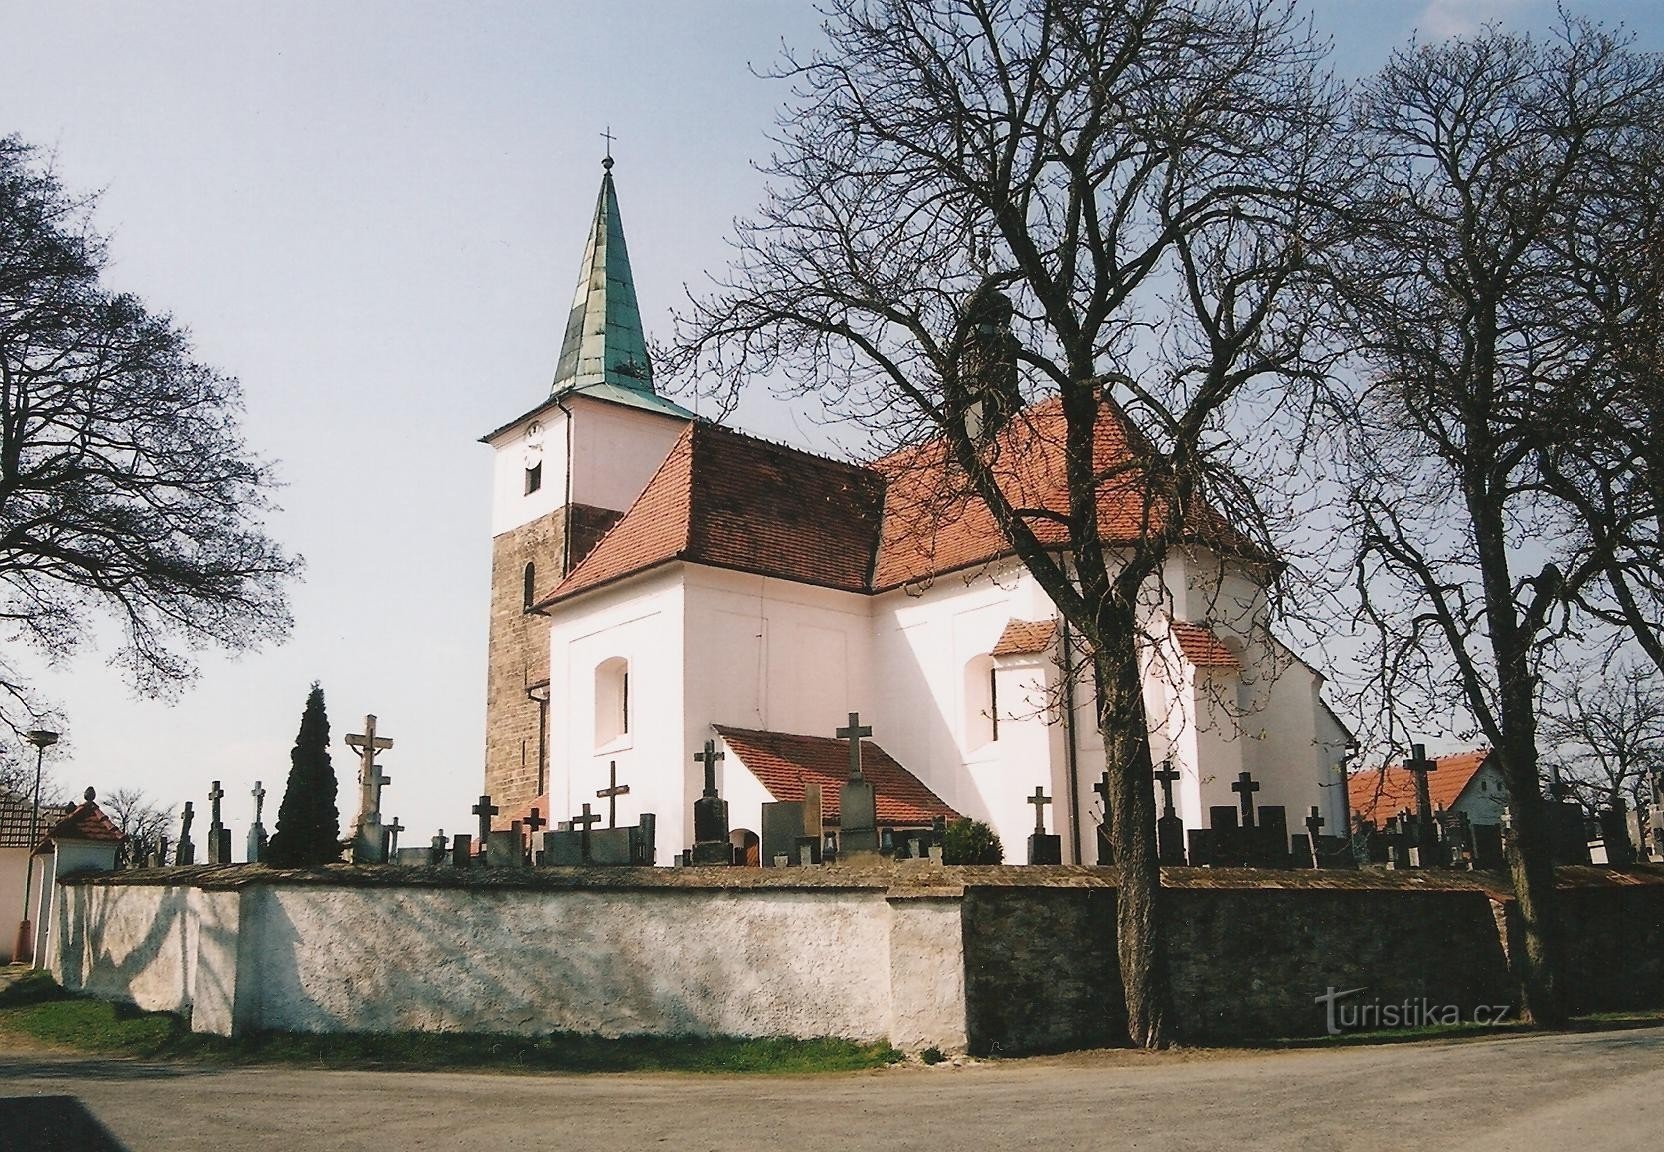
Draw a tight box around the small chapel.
[479,158,1355,864]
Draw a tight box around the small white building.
[21,788,122,967]
[481,160,1353,862]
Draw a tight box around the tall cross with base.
[1028,786,1052,834]
[1232,770,1261,827]
[472,794,499,847]
[1153,761,1180,818]
[251,781,266,825]
[695,741,723,797]
[1405,743,1438,829]
[207,780,225,826]
[597,760,630,828]
[346,715,395,818]
[836,712,873,782]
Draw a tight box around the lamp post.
[13,729,59,965]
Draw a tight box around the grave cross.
[596,760,630,828]
[472,794,500,847]
[251,781,266,825]
[571,802,601,863]
[385,817,405,856]
[346,714,395,817]
[836,712,873,782]
[208,780,225,825]
[694,741,724,797]
[180,801,195,838]
[1305,806,1325,867]
[1405,743,1438,831]
[1231,770,1261,827]
[1153,761,1180,818]
[1028,786,1053,835]
[524,808,546,835]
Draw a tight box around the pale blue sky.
[1,0,1656,841]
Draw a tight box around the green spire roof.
[552,159,658,396]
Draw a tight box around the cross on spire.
[1231,770,1261,827]
[1153,761,1180,818]
[597,760,630,828]
[836,712,873,782]
[600,125,617,167]
[695,740,724,797]
[1027,786,1052,835]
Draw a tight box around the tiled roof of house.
[1349,749,1493,824]
[715,725,960,828]
[0,792,50,849]
[32,791,124,853]
[1169,621,1240,669]
[542,422,886,605]
[541,396,1256,607]
[992,618,1058,657]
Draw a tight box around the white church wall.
[487,405,571,538]
[546,568,685,854]
[1245,641,1342,830]
[568,395,690,514]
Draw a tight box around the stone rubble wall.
[48,864,1664,1052]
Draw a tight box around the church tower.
[479,156,694,813]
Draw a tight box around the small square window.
[524,463,542,495]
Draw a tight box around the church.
[480,158,1355,864]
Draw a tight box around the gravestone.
[430,831,448,866]
[347,714,395,865]
[1315,834,1356,869]
[1186,828,1215,868]
[1550,801,1592,865]
[1290,833,1314,869]
[1405,743,1439,858]
[1025,786,1062,865]
[1471,822,1505,871]
[634,814,657,866]
[246,780,269,864]
[1303,807,1326,869]
[798,783,823,865]
[486,829,525,868]
[1624,807,1648,863]
[1252,805,1290,868]
[1599,806,1636,867]
[762,801,807,867]
[1153,761,1185,865]
[836,713,880,857]
[206,781,230,865]
[174,802,196,866]
[1384,816,1412,869]
[451,832,472,869]
[590,826,634,866]
[542,829,585,866]
[1208,806,1242,866]
[393,847,430,866]
[691,740,732,864]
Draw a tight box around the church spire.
[551,154,655,395]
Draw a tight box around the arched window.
[964,654,998,748]
[522,562,537,611]
[595,657,630,746]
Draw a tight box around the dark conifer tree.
[264,683,341,867]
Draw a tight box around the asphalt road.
[2,1025,1659,1151]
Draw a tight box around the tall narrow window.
[522,562,536,611]
[964,654,998,748]
[989,666,1000,742]
[595,657,630,746]
[524,462,543,495]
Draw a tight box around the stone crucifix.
[1406,743,1439,853]
[836,712,873,783]
[596,760,630,828]
[473,794,500,848]
[1153,761,1180,819]
[208,780,225,827]
[695,740,724,797]
[1028,786,1052,835]
[346,714,395,821]
[251,781,266,825]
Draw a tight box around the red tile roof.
[542,423,886,605]
[1349,749,1493,824]
[1169,621,1240,669]
[33,792,124,853]
[540,396,1256,606]
[0,792,50,849]
[992,618,1058,657]
[715,725,960,828]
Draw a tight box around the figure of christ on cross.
[1028,786,1052,835]
[597,760,630,828]
[346,715,395,821]
[694,741,723,797]
[836,712,872,782]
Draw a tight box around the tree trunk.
[1094,597,1171,1049]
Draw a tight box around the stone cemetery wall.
[47,864,1664,1052]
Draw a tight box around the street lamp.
[13,729,59,965]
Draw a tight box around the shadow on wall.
[76,885,193,1011]
[0,1095,131,1151]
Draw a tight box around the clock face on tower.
[524,420,544,466]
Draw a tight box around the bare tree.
[0,137,300,742]
[102,786,173,866]
[1336,18,1664,1026]
[1542,663,1664,816]
[672,0,1342,1047]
